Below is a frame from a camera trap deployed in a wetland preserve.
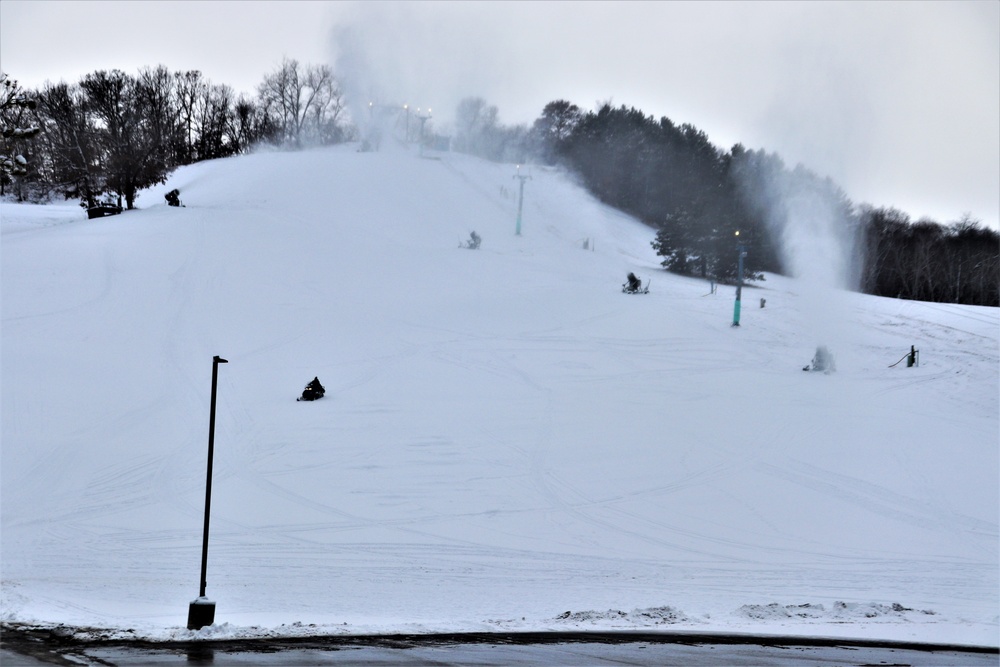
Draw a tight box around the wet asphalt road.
[2,629,997,666]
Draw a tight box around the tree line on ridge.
[2,69,996,306]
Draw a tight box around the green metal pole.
[733,238,745,327]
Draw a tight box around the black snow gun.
[622,272,649,294]
[297,376,326,401]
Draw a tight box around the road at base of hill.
[2,627,997,666]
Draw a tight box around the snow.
[1,143,997,647]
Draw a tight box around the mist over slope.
[2,143,997,645]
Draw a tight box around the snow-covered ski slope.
[2,144,997,646]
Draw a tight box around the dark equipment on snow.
[297,376,326,401]
[460,231,481,249]
[165,189,182,207]
[622,272,649,294]
[87,205,123,219]
[803,346,835,373]
[889,345,920,368]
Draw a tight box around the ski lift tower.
[415,108,432,155]
[514,164,531,235]
[732,231,747,327]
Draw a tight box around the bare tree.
[229,95,278,153]
[196,82,236,159]
[174,70,207,163]
[258,58,345,147]
[80,69,176,209]
[135,65,181,168]
[36,81,103,205]
[302,64,345,144]
[454,96,499,157]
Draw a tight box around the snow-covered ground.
[2,143,997,647]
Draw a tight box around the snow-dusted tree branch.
[1,73,41,189]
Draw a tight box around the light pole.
[514,165,531,236]
[732,231,747,327]
[188,355,228,630]
[403,104,409,142]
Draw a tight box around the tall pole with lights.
[732,231,747,327]
[188,355,228,630]
[514,165,531,236]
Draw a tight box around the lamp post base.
[187,597,216,630]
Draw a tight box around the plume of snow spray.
[330,4,451,149]
[778,171,856,290]
[757,165,860,364]
[332,22,388,148]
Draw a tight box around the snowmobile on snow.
[622,272,649,294]
[297,376,326,401]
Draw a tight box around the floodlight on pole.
[732,231,747,327]
[514,165,531,236]
[187,355,228,630]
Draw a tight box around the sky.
[1,0,997,228]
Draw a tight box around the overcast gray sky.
[2,1,997,228]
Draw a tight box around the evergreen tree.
[531,100,581,164]
[0,74,41,195]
